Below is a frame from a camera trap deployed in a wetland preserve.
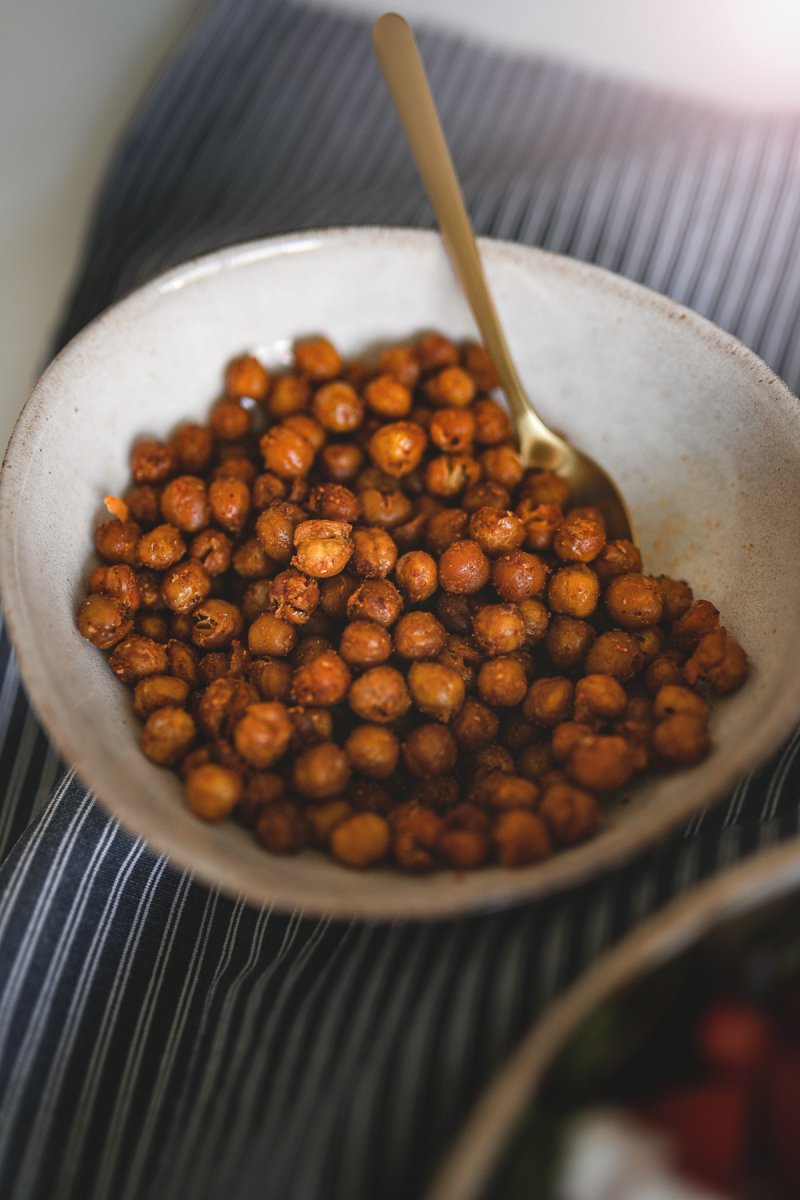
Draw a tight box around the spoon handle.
[371,12,554,462]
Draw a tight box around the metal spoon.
[372,12,634,541]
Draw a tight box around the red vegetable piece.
[696,1001,772,1076]
[639,1079,749,1194]
[765,1043,800,1194]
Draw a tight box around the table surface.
[2,0,799,456]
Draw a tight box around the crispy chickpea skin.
[140,706,196,766]
[351,528,398,578]
[330,812,391,868]
[192,600,243,650]
[292,519,353,578]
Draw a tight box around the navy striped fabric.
[2,2,800,1197]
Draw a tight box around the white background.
[2,0,800,453]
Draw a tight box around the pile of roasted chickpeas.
[77,333,748,872]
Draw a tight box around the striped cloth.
[2,1,800,1197]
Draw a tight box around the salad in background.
[484,892,800,1199]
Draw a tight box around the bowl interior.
[2,227,799,919]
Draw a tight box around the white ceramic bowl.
[428,838,800,1200]
[1,227,799,920]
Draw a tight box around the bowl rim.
[426,837,800,1200]
[1,224,799,922]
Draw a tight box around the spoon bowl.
[372,12,634,540]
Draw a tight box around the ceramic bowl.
[427,838,800,1199]
[1,227,799,920]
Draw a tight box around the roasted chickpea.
[330,812,391,867]
[605,573,664,629]
[407,661,465,723]
[255,802,311,854]
[481,445,523,490]
[644,650,686,694]
[268,374,310,420]
[426,508,469,555]
[458,390,509,444]
[553,508,606,562]
[567,734,634,792]
[518,741,555,780]
[425,366,476,408]
[377,344,421,387]
[185,763,242,820]
[209,399,251,442]
[523,677,574,726]
[403,724,458,776]
[339,621,392,669]
[467,507,524,558]
[189,600,243,651]
[207,476,250,536]
[522,502,563,553]
[292,742,351,800]
[520,470,571,508]
[190,528,232,576]
[476,656,528,707]
[108,635,168,683]
[292,519,353,578]
[391,804,443,872]
[539,783,601,844]
[438,539,490,594]
[161,560,212,614]
[363,374,412,419]
[657,575,694,622]
[135,612,169,643]
[471,772,539,810]
[593,539,643,587]
[417,332,459,372]
[320,442,364,484]
[139,706,195,766]
[171,423,215,475]
[133,675,191,719]
[212,454,258,486]
[684,630,748,694]
[223,353,269,401]
[260,424,315,478]
[547,564,600,619]
[670,599,722,651]
[125,485,161,528]
[493,810,552,866]
[351,528,398,579]
[294,336,342,381]
[166,638,200,688]
[292,649,351,706]
[517,598,550,644]
[88,563,142,613]
[368,421,427,477]
[160,475,210,533]
[268,569,319,625]
[345,724,400,779]
[424,454,481,498]
[435,592,474,636]
[95,519,142,566]
[247,611,297,657]
[651,712,710,765]
[312,380,364,433]
[546,616,596,671]
[462,480,512,513]
[77,593,133,648]
[231,701,292,768]
[451,698,500,750]
[429,407,475,453]
[346,579,403,627]
[319,573,358,621]
[305,798,353,846]
[288,705,334,751]
[584,630,644,681]
[574,674,628,723]
[131,439,178,484]
[472,604,525,656]
[247,657,293,702]
[254,501,303,562]
[492,550,548,603]
[394,550,438,603]
[358,487,413,530]
[393,611,447,661]
[307,483,361,524]
[349,666,411,723]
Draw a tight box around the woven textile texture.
[1,1,799,1197]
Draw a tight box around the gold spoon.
[372,12,634,541]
